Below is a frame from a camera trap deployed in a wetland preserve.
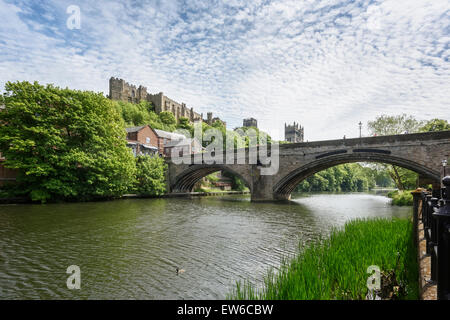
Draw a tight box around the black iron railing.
[416,176,450,300]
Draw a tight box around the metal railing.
[416,176,450,300]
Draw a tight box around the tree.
[0,81,136,202]
[177,117,194,136]
[295,163,375,192]
[159,111,177,131]
[133,155,167,196]
[420,119,450,132]
[367,114,424,136]
[367,114,423,190]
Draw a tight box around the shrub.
[388,190,413,206]
[133,155,167,196]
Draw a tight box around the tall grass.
[228,218,419,300]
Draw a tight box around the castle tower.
[109,77,125,101]
[207,112,213,125]
[285,122,304,143]
[243,118,257,128]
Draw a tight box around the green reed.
[228,218,419,300]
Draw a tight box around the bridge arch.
[170,164,252,193]
[273,152,440,200]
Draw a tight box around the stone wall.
[167,131,450,202]
[109,77,208,123]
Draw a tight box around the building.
[285,122,304,143]
[109,77,225,126]
[243,118,257,128]
[153,129,187,156]
[125,125,159,157]
[164,137,203,158]
[204,112,226,127]
[212,171,233,191]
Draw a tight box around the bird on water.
[176,268,185,275]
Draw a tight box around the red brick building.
[153,129,187,156]
[125,125,159,156]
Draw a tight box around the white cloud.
[0,0,448,140]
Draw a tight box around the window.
[146,137,150,144]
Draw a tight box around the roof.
[125,125,147,133]
[154,129,186,140]
[126,140,157,150]
[141,144,158,150]
[164,138,202,148]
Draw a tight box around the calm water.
[0,192,411,299]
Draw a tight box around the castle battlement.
[285,121,304,143]
[108,77,224,126]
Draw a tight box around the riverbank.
[387,190,413,206]
[0,190,251,204]
[228,218,419,300]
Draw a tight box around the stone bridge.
[166,131,450,201]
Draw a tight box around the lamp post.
[358,121,362,138]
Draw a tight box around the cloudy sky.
[0,0,448,141]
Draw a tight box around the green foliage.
[158,111,177,131]
[296,163,376,192]
[229,218,419,300]
[112,101,176,132]
[231,176,247,191]
[366,115,450,191]
[233,126,272,147]
[177,117,194,136]
[367,114,424,136]
[0,81,137,203]
[419,118,450,132]
[206,172,220,183]
[133,155,167,196]
[387,190,414,206]
[222,170,248,191]
[372,166,395,188]
[367,114,423,190]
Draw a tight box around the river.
[0,192,411,299]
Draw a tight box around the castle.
[109,77,225,126]
[243,118,257,128]
[285,122,304,143]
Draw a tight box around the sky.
[0,0,449,141]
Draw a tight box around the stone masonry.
[166,131,450,202]
[109,77,225,125]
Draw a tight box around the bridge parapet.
[166,131,450,201]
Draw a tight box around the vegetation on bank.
[0,81,263,202]
[133,155,167,196]
[0,81,137,202]
[295,163,385,192]
[228,218,419,300]
[1,81,449,202]
[193,172,249,193]
[387,190,414,206]
[0,81,167,202]
[367,114,450,191]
